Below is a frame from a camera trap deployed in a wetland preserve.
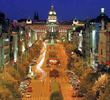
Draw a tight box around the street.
[22,41,81,100]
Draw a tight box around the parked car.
[26,93,31,98]
[32,59,37,62]
[29,63,35,66]
[34,74,40,79]
[72,92,77,97]
[18,87,26,91]
[77,92,84,97]
[27,86,32,92]
[24,80,30,85]
[21,91,24,97]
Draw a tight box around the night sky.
[0,0,110,21]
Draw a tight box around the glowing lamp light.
[101,8,105,13]
[14,59,17,62]
[31,72,34,76]
[5,39,9,41]
[29,32,31,37]
[22,46,25,52]
[73,27,76,30]
[20,31,23,35]
[29,66,31,73]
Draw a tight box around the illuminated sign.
[4,39,9,41]
[106,62,110,65]
[75,24,84,26]
[12,31,17,34]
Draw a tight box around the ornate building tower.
[46,4,59,39]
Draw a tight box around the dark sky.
[0,0,110,21]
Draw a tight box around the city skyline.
[0,0,110,21]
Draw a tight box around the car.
[22,83,28,87]
[29,63,35,66]
[21,88,26,92]
[32,59,37,61]
[77,92,84,97]
[24,79,31,83]
[28,80,31,83]
[24,80,30,85]
[24,77,32,80]
[71,80,78,84]
[21,91,24,97]
[27,86,32,92]
[34,74,40,79]
[20,84,24,88]
[31,62,37,65]
[34,56,38,59]
[26,93,31,98]
[18,87,25,91]
[72,93,77,97]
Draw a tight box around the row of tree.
[0,40,43,100]
[62,40,110,100]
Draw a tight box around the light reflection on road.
[36,42,47,79]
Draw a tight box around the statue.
[51,35,54,44]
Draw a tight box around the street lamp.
[71,52,74,55]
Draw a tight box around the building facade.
[0,11,10,72]
[99,22,110,67]
[26,5,72,39]
[67,18,84,51]
[83,8,110,68]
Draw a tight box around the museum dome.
[48,5,56,16]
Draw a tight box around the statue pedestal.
[50,36,54,44]
[51,39,54,44]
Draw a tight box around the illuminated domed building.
[26,17,32,24]
[46,4,59,38]
[26,4,72,39]
[67,17,84,51]
[72,17,79,26]
[47,4,58,24]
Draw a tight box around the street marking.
[22,97,48,100]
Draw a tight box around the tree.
[29,48,35,58]
[62,40,68,47]
[0,73,21,99]
[79,69,99,95]
[27,53,32,62]
[92,74,107,93]
[17,63,26,80]
[83,90,97,100]
[65,44,73,54]
[93,74,110,100]
[50,91,63,100]
[33,44,41,53]
[8,66,22,83]
[0,88,12,100]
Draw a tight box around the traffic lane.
[22,79,41,99]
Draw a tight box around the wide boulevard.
[22,40,80,100]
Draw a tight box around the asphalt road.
[22,42,81,100]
